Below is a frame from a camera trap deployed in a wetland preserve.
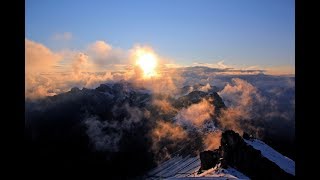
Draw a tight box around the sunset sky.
[25,1,296,174]
[26,0,294,74]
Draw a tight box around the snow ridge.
[244,139,295,175]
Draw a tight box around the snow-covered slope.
[146,138,295,179]
[145,155,249,179]
[244,139,295,176]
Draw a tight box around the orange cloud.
[152,99,178,114]
[203,131,222,151]
[25,46,115,99]
[264,65,295,75]
[218,78,265,136]
[87,40,112,57]
[176,99,215,127]
[152,121,187,142]
[25,39,62,74]
[217,107,247,134]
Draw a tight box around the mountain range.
[25,81,295,179]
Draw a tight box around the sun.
[135,51,158,78]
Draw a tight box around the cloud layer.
[25,39,295,145]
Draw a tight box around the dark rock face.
[70,87,80,92]
[242,132,250,140]
[199,150,220,171]
[220,130,294,179]
[243,132,254,140]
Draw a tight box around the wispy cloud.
[52,32,73,41]
[191,60,294,76]
[217,78,264,135]
[263,65,295,75]
[175,99,215,127]
[192,60,229,69]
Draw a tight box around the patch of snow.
[224,167,250,179]
[193,164,249,179]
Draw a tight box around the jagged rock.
[199,150,217,170]
[95,84,112,92]
[198,149,221,174]
[243,132,254,140]
[242,132,250,140]
[70,87,80,93]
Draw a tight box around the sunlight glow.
[135,51,158,78]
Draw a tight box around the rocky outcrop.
[242,132,252,140]
[199,150,221,172]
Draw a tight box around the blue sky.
[26,0,294,68]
